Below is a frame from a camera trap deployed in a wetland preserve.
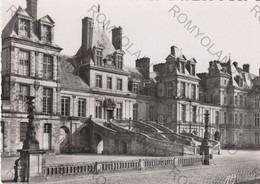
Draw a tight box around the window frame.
[43,88,52,114]
[43,55,53,80]
[78,98,86,117]
[61,97,70,116]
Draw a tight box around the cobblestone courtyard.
[1,150,260,183]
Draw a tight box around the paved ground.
[1,150,260,184]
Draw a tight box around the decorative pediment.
[103,98,116,110]
[17,7,33,19]
[39,15,55,25]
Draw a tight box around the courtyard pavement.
[1,150,260,184]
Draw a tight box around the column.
[30,51,36,77]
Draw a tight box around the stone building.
[1,0,259,156]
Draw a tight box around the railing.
[42,155,203,178]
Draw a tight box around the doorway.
[107,110,114,121]
[43,124,52,150]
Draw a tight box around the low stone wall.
[42,155,203,178]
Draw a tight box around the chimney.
[153,63,165,74]
[26,0,38,20]
[170,46,177,57]
[82,17,94,59]
[136,57,150,79]
[233,62,238,68]
[242,64,249,73]
[209,61,213,68]
[112,27,122,50]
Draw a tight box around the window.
[43,55,53,80]
[235,114,238,124]
[192,106,196,123]
[255,133,259,144]
[180,62,185,73]
[234,96,238,106]
[107,77,112,89]
[166,82,173,97]
[95,101,102,119]
[116,103,123,120]
[149,105,154,121]
[224,96,227,105]
[239,95,243,107]
[44,124,52,133]
[42,25,51,42]
[18,50,30,76]
[180,82,185,98]
[117,55,123,69]
[61,97,70,116]
[96,75,102,88]
[255,99,260,108]
[244,114,247,125]
[19,85,29,112]
[215,111,219,125]
[78,99,86,117]
[240,113,243,126]
[43,88,52,113]
[96,50,102,65]
[133,104,138,121]
[245,97,247,107]
[117,79,123,91]
[167,104,172,115]
[20,19,30,37]
[191,65,195,76]
[255,114,260,127]
[224,112,227,124]
[20,122,28,142]
[133,83,139,94]
[181,104,186,122]
[191,84,196,100]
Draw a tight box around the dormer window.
[132,83,139,94]
[19,19,30,37]
[96,50,103,66]
[180,62,185,73]
[117,55,123,69]
[191,65,195,75]
[42,25,51,42]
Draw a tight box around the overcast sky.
[1,0,260,74]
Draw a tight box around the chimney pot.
[242,64,250,73]
[112,27,122,50]
[26,0,38,20]
[170,46,176,57]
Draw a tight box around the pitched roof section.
[59,55,90,92]
[2,13,18,39]
[39,15,55,24]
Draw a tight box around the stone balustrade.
[42,155,203,178]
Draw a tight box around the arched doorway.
[214,131,220,141]
[94,133,103,154]
[118,140,127,154]
[59,126,69,153]
[79,127,91,152]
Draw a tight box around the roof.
[59,55,90,92]
[76,28,116,59]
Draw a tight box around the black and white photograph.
[1,0,260,183]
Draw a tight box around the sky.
[1,0,260,75]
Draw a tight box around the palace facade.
[1,0,259,156]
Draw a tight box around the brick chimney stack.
[112,27,122,50]
[136,57,150,79]
[26,0,38,20]
[170,46,177,57]
[82,17,94,59]
[242,64,249,73]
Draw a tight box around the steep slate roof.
[76,28,116,59]
[59,55,90,92]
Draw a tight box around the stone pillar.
[53,56,58,81]
[14,96,46,182]
[30,51,36,77]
